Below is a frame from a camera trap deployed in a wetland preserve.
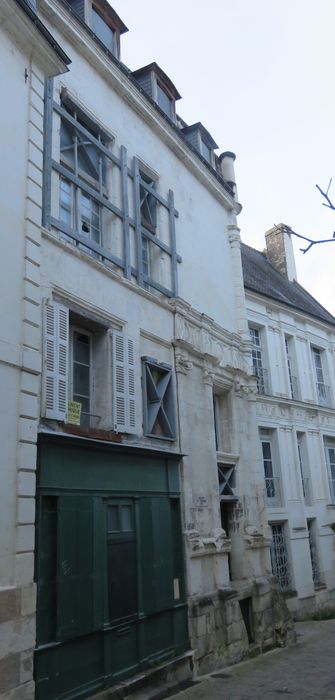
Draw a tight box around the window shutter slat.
[42,300,69,420]
[112,331,136,433]
[112,331,127,432]
[127,338,136,431]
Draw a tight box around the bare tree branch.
[315,180,335,211]
[278,181,335,253]
[277,224,335,254]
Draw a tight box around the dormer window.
[201,139,211,164]
[92,6,115,53]
[181,122,218,168]
[132,62,181,123]
[66,0,128,60]
[156,83,173,119]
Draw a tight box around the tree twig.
[316,180,335,211]
[285,226,335,254]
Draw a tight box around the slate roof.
[241,242,335,326]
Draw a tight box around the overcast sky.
[111,0,335,315]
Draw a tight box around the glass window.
[140,172,157,232]
[201,140,211,163]
[260,432,282,506]
[92,7,115,52]
[72,330,91,425]
[156,83,172,118]
[59,107,107,251]
[325,441,335,502]
[312,347,324,384]
[250,327,268,395]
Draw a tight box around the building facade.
[1,2,294,699]
[242,224,335,618]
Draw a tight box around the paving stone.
[171,620,335,700]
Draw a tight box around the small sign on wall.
[173,578,180,600]
[67,401,82,425]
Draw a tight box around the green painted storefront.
[35,435,189,700]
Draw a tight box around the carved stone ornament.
[203,367,215,386]
[175,352,193,375]
[185,528,230,553]
[174,314,247,372]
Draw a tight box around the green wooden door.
[35,443,189,700]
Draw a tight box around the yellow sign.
[67,401,82,426]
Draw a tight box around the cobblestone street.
[173,620,335,700]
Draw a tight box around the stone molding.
[171,302,250,375]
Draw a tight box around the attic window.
[92,6,115,52]
[156,83,172,118]
[201,140,211,164]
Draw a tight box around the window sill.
[60,422,123,442]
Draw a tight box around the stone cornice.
[171,301,250,374]
[1,0,69,76]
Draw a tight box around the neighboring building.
[1,2,295,700]
[242,224,335,618]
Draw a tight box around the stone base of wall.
[0,585,35,699]
[288,586,335,621]
[189,576,295,674]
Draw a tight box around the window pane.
[156,83,172,118]
[73,364,90,396]
[121,506,132,531]
[262,442,271,460]
[73,333,90,364]
[108,541,137,620]
[108,506,119,532]
[60,179,72,225]
[201,140,211,163]
[92,7,114,52]
[73,395,90,415]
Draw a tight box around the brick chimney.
[265,224,297,281]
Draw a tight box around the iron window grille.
[142,357,176,440]
[307,519,323,587]
[43,83,181,297]
[270,523,291,592]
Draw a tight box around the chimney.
[219,151,238,200]
[265,224,297,281]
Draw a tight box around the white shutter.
[127,337,136,431]
[42,300,69,420]
[112,331,136,433]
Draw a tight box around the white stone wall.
[247,290,335,615]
